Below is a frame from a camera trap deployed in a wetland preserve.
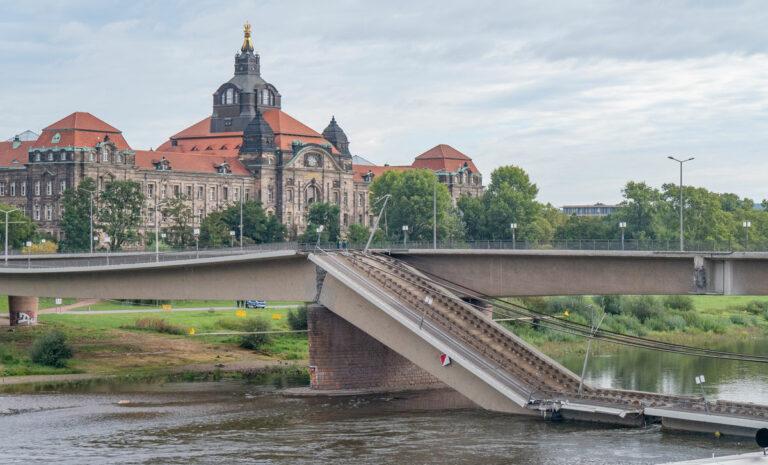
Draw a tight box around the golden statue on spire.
[241,21,254,53]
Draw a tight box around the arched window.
[305,184,321,207]
[262,90,272,105]
[222,88,235,105]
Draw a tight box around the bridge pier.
[307,304,444,392]
[8,296,39,326]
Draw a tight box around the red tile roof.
[133,150,251,176]
[159,109,338,155]
[411,144,478,173]
[352,164,413,182]
[0,140,34,168]
[34,112,130,150]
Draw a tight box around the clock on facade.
[306,154,320,167]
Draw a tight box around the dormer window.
[47,153,54,161]
[261,90,274,105]
[363,170,375,183]
[51,132,61,144]
[34,153,40,162]
[215,162,231,174]
[222,88,236,105]
[153,157,171,171]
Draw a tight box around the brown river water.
[0,378,758,465]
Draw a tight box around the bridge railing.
[302,239,767,253]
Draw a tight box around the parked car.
[245,300,267,309]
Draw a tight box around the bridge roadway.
[310,251,768,436]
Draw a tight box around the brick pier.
[307,304,443,391]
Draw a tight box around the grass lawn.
[687,295,768,313]
[76,299,306,311]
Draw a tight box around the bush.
[22,241,58,254]
[621,296,663,322]
[29,331,73,367]
[287,306,308,331]
[662,314,688,331]
[129,317,185,335]
[744,300,768,315]
[240,318,272,350]
[596,295,622,315]
[663,295,694,312]
[606,314,647,336]
[699,315,727,333]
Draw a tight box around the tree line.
[1,169,765,252]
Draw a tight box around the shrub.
[287,306,308,331]
[240,318,272,350]
[596,295,622,315]
[729,313,753,326]
[699,315,727,333]
[29,331,73,367]
[621,296,663,322]
[663,295,694,312]
[744,300,768,315]
[662,314,688,331]
[129,317,185,335]
[22,241,58,254]
[606,314,647,336]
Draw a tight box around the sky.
[1,0,767,206]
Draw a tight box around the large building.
[0,23,484,243]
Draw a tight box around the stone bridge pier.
[307,304,442,392]
[8,296,39,326]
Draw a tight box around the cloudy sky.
[1,0,767,205]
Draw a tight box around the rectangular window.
[344,192,348,207]
[162,184,167,199]
[21,182,26,196]
[196,186,203,200]
[60,180,66,193]
[147,183,155,197]
[34,181,40,196]
[186,185,193,198]
[173,185,181,198]
[245,188,250,201]
[223,186,229,201]
[45,205,52,221]
[33,205,40,220]
[209,187,216,201]
[0,183,5,196]
[10,183,15,196]
[46,181,52,196]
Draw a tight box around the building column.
[8,296,39,326]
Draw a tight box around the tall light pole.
[667,156,695,251]
[402,224,409,248]
[433,179,437,249]
[80,187,96,254]
[154,199,171,262]
[743,220,752,251]
[239,179,244,249]
[510,223,517,249]
[619,221,627,250]
[1,207,20,265]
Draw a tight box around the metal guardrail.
[3,238,768,269]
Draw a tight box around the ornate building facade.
[0,24,484,243]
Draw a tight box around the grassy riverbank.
[1,301,308,378]
[502,295,768,358]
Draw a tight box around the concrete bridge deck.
[310,251,768,436]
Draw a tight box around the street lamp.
[743,220,752,251]
[315,225,324,249]
[193,227,200,258]
[154,199,172,262]
[402,225,409,248]
[667,156,695,251]
[619,221,627,250]
[1,207,20,264]
[229,230,236,247]
[510,223,518,249]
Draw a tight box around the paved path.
[57,304,299,315]
[38,299,100,314]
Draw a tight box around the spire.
[241,21,254,53]
[322,116,351,156]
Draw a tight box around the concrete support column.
[307,303,441,391]
[8,295,39,326]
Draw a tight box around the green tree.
[303,202,340,243]
[161,195,194,248]
[0,203,36,249]
[369,169,459,242]
[60,178,96,252]
[346,223,370,244]
[97,180,145,250]
[200,201,285,247]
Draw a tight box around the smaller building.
[561,203,618,217]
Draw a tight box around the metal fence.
[2,238,767,269]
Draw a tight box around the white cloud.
[1,0,767,204]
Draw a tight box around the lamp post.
[81,187,96,254]
[510,223,517,250]
[193,228,200,258]
[229,230,236,248]
[433,179,437,249]
[239,179,244,249]
[743,220,752,251]
[315,225,324,249]
[667,156,695,251]
[402,225,409,248]
[154,199,171,262]
[1,207,19,265]
[619,221,627,250]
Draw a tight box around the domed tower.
[211,22,282,133]
[322,116,352,168]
